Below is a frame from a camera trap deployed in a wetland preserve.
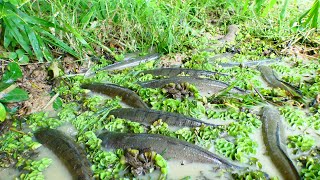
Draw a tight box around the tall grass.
[1,0,318,62]
[25,0,217,55]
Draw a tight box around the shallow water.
[253,129,283,179]
[38,147,73,180]
[1,59,315,179]
[0,168,19,180]
[138,160,231,180]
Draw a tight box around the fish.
[96,53,160,72]
[109,108,220,128]
[257,65,302,98]
[261,106,300,180]
[218,58,281,68]
[34,128,93,180]
[122,52,141,61]
[81,83,149,109]
[138,76,247,96]
[218,25,239,44]
[208,52,235,62]
[139,68,228,78]
[98,131,244,170]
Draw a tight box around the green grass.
[1,0,318,62]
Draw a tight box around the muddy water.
[166,161,230,180]
[38,147,73,180]
[140,161,231,180]
[38,123,78,180]
[0,168,19,180]
[253,129,283,179]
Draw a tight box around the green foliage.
[232,170,267,180]
[225,0,319,30]
[27,112,64,131]
[0,1,79,61]
[0,102,6,122]
[0,62,28,121]
[1,62,22,83]
[293,0,319,29]
[214,137,258,163]
[154,154,168,178]
[288,135,315,152]
[301,157,320,179]
[279,106,306,127]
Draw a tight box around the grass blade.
[64,23,94,52]
[39,29,79,58]
[24,25,44,62]
[3,15,32,55]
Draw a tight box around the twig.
[42,92,59,110]
[60,73,86,78]
[9,127,26,135]
[0,84,17,99]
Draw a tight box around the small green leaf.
[53,97,63,110]
[0,88,29,103]
[16,49,30,64]
[0,102,6,122]
[9,52,18,60]
[2,62,23,83]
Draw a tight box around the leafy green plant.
[225,0,319,30]
[0,62,29,121]
[293,0,319,29]
[0,1,79,61]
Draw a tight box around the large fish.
[138,76,247,95]
[109,108,221,128]
[98,131,244,170]
[261,106,300,180]
[34,128,93,180]
[81,83,149,109]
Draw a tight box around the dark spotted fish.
[138,76,247,95]
[81,83,149,109]
[261,106,300,180]
[109,108,221,128]
[98,131,244,170]
[34,128,93,180]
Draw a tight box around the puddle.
[138,160,231,180]
[0,168,19,180]
[253,129,283,179]
[38,147,73,180]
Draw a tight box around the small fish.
[109,108,220,128]
[218,25,239,44]
[96,53,160,72]
[258,65,302,98]
[122,52,141,61]
[219,58,281,68]
[138,76,247,95]
[261,106,300,180]
[81,83,149,109]
[208,52,235,62]
[98,131,244,170]
[34,128,93,180]
[139,68,228,78]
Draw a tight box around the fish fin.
[279,80,303,97]
[272,70,303,97]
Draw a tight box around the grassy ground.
[0,0,320,180]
